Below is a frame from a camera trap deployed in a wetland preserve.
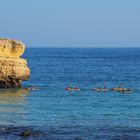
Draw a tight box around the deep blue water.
[1,48,140,139]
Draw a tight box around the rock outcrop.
[0,38,30,88]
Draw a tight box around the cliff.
[0,38,30,88]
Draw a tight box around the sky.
[0,0,140,47]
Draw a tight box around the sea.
[0,48,140,140]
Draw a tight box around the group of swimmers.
[25,86,132,93]
[65,86,132,93]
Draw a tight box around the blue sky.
[0,0,140,47]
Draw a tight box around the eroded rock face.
[0,38,30,88]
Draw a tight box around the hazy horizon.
[27,46,140,49]
[0,0,140,47]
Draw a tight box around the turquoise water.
[1,48,140,139]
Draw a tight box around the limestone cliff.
[0,38,30,88]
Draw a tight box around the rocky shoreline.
[0,38,30,88]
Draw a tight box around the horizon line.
[26,46,140,48]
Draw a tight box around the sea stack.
[0,38,30,88]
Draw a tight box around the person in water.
[96,87,101,92]
[94,86,108,92]
[120,88,132,93]
[65,86,80,91]
[103,86,108,91]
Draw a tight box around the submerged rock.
[0,38,30,88]
[19,130,43,137]
[19,130,32,137]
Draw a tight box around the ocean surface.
[1,48,140,139]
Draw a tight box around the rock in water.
[0,38,30,88]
